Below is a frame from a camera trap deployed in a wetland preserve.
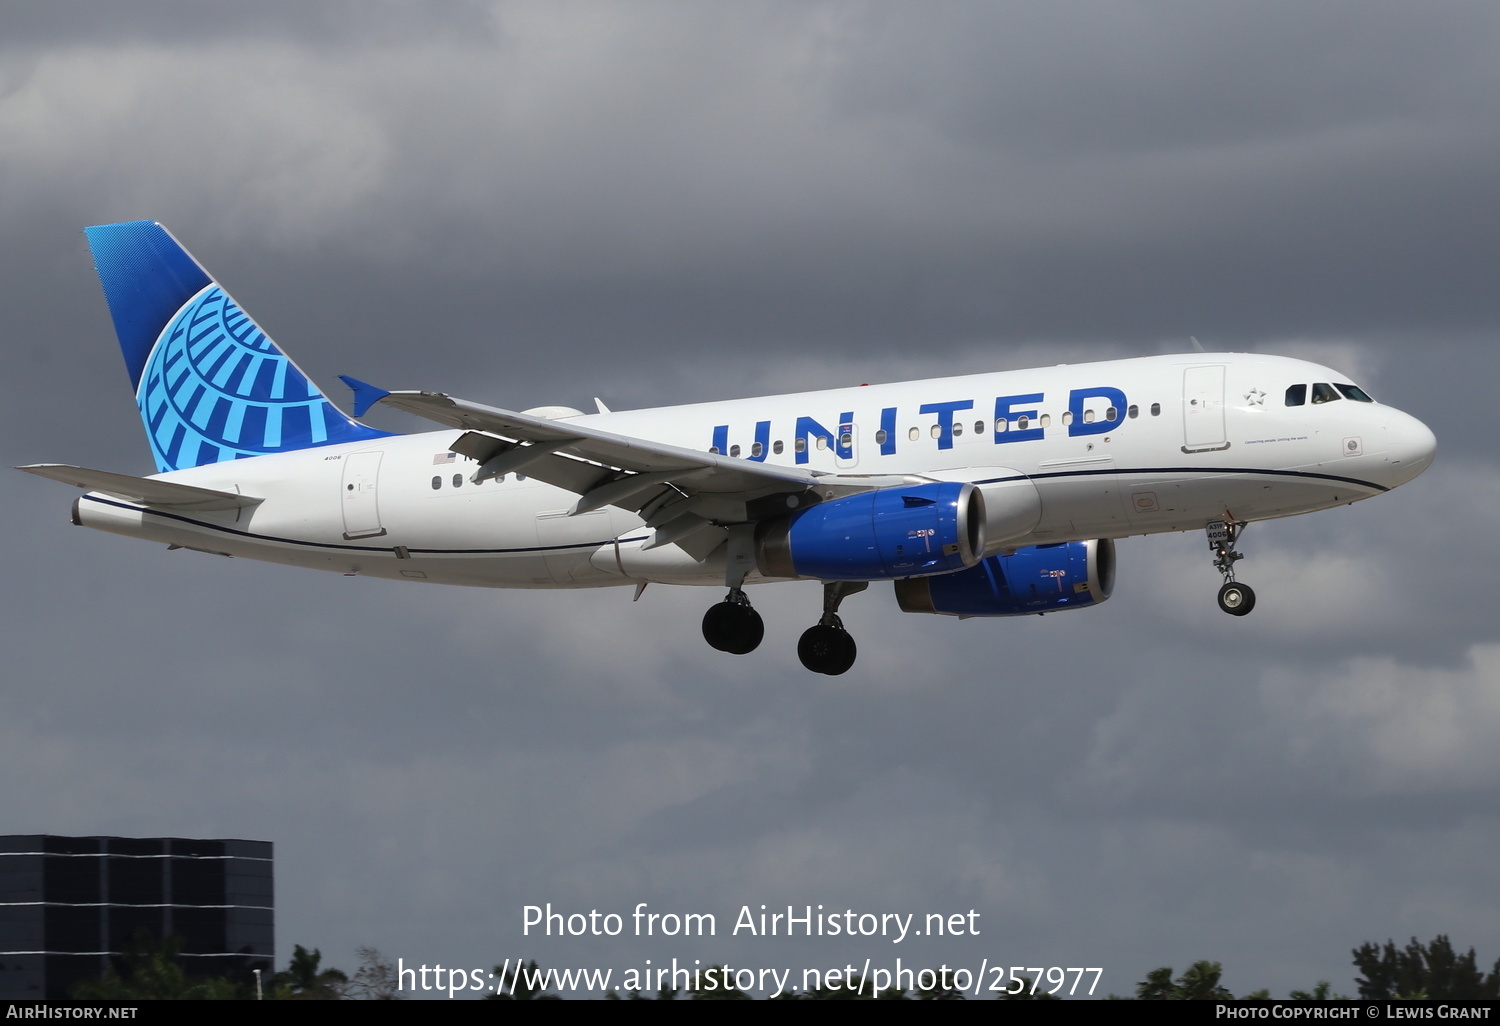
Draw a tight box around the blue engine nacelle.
[893,539,1116,617]
[756,482,983,581]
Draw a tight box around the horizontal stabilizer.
[339,375,391,419]
[17,464,264,511]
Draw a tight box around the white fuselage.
[74,353,1436,589]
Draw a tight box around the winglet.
[340,375,391,419]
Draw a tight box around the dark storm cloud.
[0,0,498,47]
[6,1,1500,362]
[3,1,1498,1000]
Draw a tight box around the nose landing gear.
[1207,519,1255,616]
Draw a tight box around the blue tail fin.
[84,221,391,472]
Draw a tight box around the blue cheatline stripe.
[1024,465,1389,492]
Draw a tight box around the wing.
[343,378,823,556]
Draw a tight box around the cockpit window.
[1336,383,1374,403]
[1285,384,1306,407]
[1311,382,1341,404]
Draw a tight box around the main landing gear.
[797,582,867,676]
[702,589,764,654]
[700,581,869,673]
[1206,518,1255,616]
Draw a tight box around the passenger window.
[1150,403,1161,416]
[1061,411,1073,426]
[874,429,887,445]
[1106,406,1118,421]
[995,418,1007,433]
[1083,410,1095,423]
[908,427,920,441]
[1128,405,1138,419]
[816,436,829,450]
[431,476,441,490]
[1016,415,1029,431]
[1039,414,1050,428]
[930,424,942,439]
[750,442,763,457]
[974,420,984,435]
[452,474,463,488]
[773,440,784,454]
[1312,382,1341,404]
[795,438,807,453]
[839,432,852,447]
[1285,384,1306,407]
[1336,383,1374,402]
[730,444,741,457]
[709,446,720,455]
[951,422,963,437]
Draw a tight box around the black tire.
[703,601,763,654]
[825,631,857,675]
[1217,582,1256,616]
[702,602,737,651]
[798,624,857,674]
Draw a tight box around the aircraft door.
[1182,365,1229,452]
[341,451,386,539]
[835,419,858,469]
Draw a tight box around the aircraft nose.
[1383,409,1437,486]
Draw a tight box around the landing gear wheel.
[797,624,857,675]
[1217,581,1255,616]
[702,599,764,654]
[1206,518,1255,617]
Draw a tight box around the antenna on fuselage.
[1189,336,1206,353]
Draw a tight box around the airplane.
[21,221,1437,674]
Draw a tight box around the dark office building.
[0,835,273,999]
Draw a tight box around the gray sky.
[3,1,1497,999]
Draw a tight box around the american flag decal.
[433,452,456,465]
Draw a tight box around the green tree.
[71,930,244,1000]
[1353,936,1500,1000]
[345,947,401,1000]
[1000,983,1061,1000]
[1135,961,1233,1000]
[271,944,349,999]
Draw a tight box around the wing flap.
[18,464,264,511]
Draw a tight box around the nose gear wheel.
[1206,519,1256,616]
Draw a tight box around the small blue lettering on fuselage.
[709,387,1129,459]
